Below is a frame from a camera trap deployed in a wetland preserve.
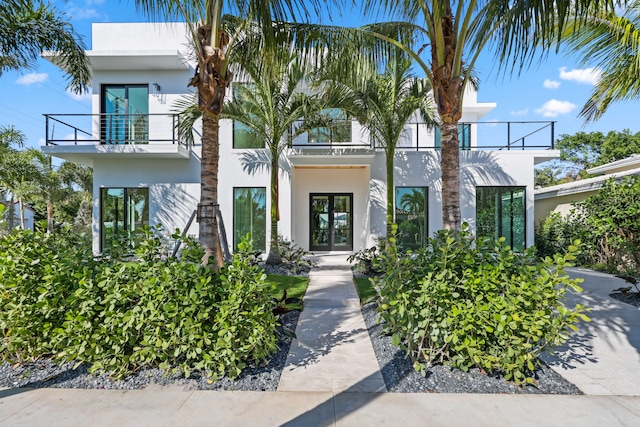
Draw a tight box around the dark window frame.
[394,186,429,249]
[99,187,149,252]
[475,186,526,249]
[232,186,267,251]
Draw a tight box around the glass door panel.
[311,195,330,249]
[310,194,353,251]
[102,85,149,144]
[101,188,125,249]
[332,195,352,249]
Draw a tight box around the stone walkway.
[277,252,386,393]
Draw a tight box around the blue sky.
[2,0,640,150]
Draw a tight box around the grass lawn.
[266,274,310,311]
[354,277,378,305]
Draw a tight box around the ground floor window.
[476,186,526,249]
[100,187,149,250]
[233,187,266,251]
[395,187,428,249]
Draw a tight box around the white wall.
[92,22,189,51]
[92,155,201,253]
[291,166,370,251]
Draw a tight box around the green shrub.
[0,229,94,362]
[0,228,278,381]
[375,225,590,384]
[535,176,640,273]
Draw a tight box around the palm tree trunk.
[47,197,53,233]
[19,198,25,230]
[199,111,222,269]
[266,153,282,265]
[432,3,463,232]
[386,153,395,241]
[440,119,461,230]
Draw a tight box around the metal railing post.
[551,121,555,149]
[44,115,49,146]
[507,122,511,150]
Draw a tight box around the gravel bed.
[0,310,299,391]
[361,302,582,394]
[260,262,313,277]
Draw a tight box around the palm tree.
[322,47,436,240]
[559,2,640,121]
[0,125,25,229]
[133,1,321,268]
[223,50,330,264]
[0,0,90,93]
[329,0,608,232]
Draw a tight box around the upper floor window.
[434,123,470,150]
[101,85,149,145]
[308,109,352,144]
[231,83,264,149]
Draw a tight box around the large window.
[308,109,352,144]
[233,187,266,251]
[232,83,264,148]
[434,123,471,150]
[100,188,149,250]
[101,85,149,144]
[395,187,428,249]
[476,187,526,250]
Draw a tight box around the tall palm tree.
[298,0,617,234]
[223,50,330,264]
[133,1,322,268]
[559,1,640,121]
[0,0,90,93]
[322,47,436,240]
[336,0,611,232]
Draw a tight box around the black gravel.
[0,310,299,391]
[361,302,582,394]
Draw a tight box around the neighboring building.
[1,201,36,231]
[534,154,640,225]
[43,23,558,255]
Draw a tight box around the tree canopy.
[0,0,90,93]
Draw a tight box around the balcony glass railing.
[44,113,188,148]
[289,120,556,151]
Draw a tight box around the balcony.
[288,120,558,165]
[42,113,190,165]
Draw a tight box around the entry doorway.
[309,193,353,251]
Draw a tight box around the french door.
[101,84,149,144]
[310,193,353,251]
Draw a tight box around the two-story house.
[43,22,559,255]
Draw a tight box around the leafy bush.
[347,237,385,276]
[0,228,94,362]
[273,234,315,274]
[375,225,590,384]
[535,176,640,273]
[0,229,278,380]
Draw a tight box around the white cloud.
[68,7,100,20]
[535,99,577,118]
[66,87,92,102]
[15,72,48,86]
[559,67,601,85]
[510,108,529,116]
[543,79,561,89]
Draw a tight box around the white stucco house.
[43,22,558,255]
